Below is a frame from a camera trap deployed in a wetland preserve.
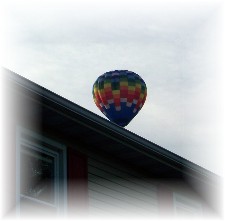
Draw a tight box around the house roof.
[2,67,220,185]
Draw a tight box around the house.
[1,68,222,219]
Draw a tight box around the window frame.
[16,126,67,216]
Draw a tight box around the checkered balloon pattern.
[92,70,147,127]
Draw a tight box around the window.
[16,127,67,217]
[173,192,202,217]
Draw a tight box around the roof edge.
[2,67,221,184]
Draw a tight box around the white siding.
[88,157,158,217]
[173,192,203,217]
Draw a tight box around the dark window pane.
[20,147,55,204]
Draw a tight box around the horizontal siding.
[173,193,203,216]
[88,156,158,216]
[88,158,157,193]
[88,174,157,206]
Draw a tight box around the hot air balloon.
[92,70,147,127]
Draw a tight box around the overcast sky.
[1,0,225,176]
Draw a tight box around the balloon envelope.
[92,70,147,127]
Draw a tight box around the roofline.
[2,67,220,184]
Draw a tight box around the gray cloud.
[2,0,224,175]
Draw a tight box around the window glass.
[20,147,55,204]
